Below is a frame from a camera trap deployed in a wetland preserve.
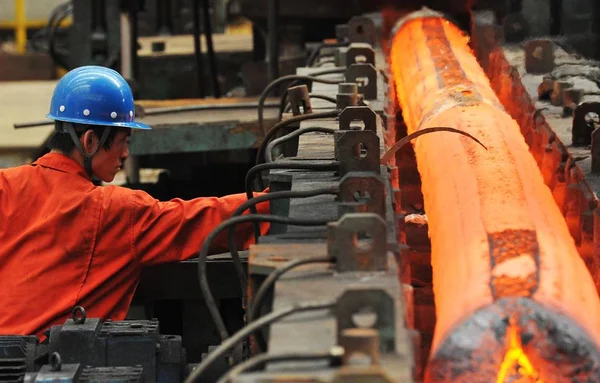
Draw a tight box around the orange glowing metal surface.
[388,9,600,382]
[496,322,541,383]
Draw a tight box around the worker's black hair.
[47,121,121,153]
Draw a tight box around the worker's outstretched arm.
[117,188,269,266]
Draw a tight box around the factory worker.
[0,66,269,338]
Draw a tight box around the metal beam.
[129,121,262,156]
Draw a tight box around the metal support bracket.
[337,83,359,110]
[503,12,528,43]
[348,16,377,46]
[34,361,81,381]
[338,171,386,218]
[551,80,573,107]
[327,213,387,272]
[339,328,380,366]
[346,63,378,100]
[336,24,350,42]
[563,88,584,117]
[336,43,376,67]
[572,101,600,146]
[288,84,312,116]
[525,39,555,74]
[335,288,396,353]
[334,129,380,176]
[339,106,377,132]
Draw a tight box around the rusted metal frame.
[524,39,555,74]
[287,85,313,116]
[334,130,381,176]
[246,197,412,379]
[346,63,378,100]
[336,83,360,110]
[242,37,415,381]
[347,16,377,46]
[297,61,386,113]
[335,43,376,68]
[128,121,261,156]
[246,244,412,382]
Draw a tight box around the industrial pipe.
[389,9,600,382]
[14,0,27,53]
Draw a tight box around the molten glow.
[496,324,541,383]
[389,10,600,382]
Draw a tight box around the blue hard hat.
[46,65,151,130]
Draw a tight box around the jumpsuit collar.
[33,152,91,181]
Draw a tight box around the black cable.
[31,1,69,52]
[276,81,314,120]
[245,160,339,199]
[306,41,348,67]
[198,215,331,343]
[46,2,117,70]
[247,255,335,351]
[48,3,72,70]
[258,71,345,136]
[380,127,488,164]
[244,161,340,238]
[310,94,337,104]
[315,58,336,67]
[270,69,343,123]
[192,0,206,98]
[277,86,293,120]
[227,188,339,305]
[183,300,336,383]
[265,126,336,163]
[202,0,221,97]
[306,42,326,66]
[274,71,344,122]
[256,110,340,167]
[282,93,337,116]
[216,351,335,383]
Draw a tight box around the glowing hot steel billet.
[389,9,600,382]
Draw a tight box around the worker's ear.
[81,129,100,155]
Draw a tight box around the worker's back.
[0,153,141,338]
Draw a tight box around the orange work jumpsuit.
[0,152,269,337]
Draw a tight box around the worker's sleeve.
[130,190,270,266]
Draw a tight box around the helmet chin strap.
[62,122,112,179]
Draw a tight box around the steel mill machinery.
[5,2,600,383]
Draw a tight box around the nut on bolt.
[537,77,554,101]
[562,88,584,117]
[288,85,312,116]
[551,80,573,106]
